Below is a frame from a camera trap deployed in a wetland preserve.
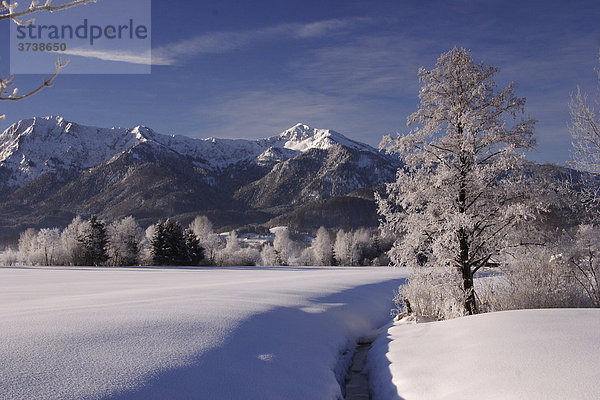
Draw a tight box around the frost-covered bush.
[566,225,600,306]
[394,267,467,320]
[333,228,379,266]
[478,248,587,312]
[0,249,19,266]
[259,243,280,266]
[216,232,261,266]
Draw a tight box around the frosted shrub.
[478,246,589,312]
[259,244,279,266]
[0,249,19,266]
[567,225,600,306]
[216,232,261,266]
[394,267,467,320]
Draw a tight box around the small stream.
[343,339,373,400]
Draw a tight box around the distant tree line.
[2,215,205,267]
[0,214,393,267]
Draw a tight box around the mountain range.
[0,116,401,240]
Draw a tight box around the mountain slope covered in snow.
[0,117,400,236]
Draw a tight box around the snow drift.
[368,308,600,400]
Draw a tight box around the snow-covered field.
[368,308,600,400]
[0,266,406,400]
[4,266,598,400]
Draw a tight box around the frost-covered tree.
[333,229,348,266]
[377,48,543,315]
[138,224,156,265]
[189,215,221,265]
[260,243,279,266]
[566,224,600,306]
[17,227,61,265]
[17,228,37,260]
[352,228,377,266]
[60,215,90,265]
[217,231,260,266]
[0,0,96,120]
[569,55,600,217]
[312,226,334,266]
[272,227,295,266]
[333,229,368,266]
[36,227,61,265]
[107,216,143,266]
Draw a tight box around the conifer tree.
[184,228,204,265]
[80,215,108,266]
[151,219,202,266]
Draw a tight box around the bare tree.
[377,48,544,315]
[189,215,221,265]
[569,55,600,216]
[567,224,600,307]
[107,216,143,266]
[312,226,333,266]
[0,0,96,119]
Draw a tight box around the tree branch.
[0,0,96,25]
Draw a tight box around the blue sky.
[1,0,599,164]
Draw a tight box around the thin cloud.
[288,32,445,102]
[194,89,357,139]
[153,17,372,66]
[56,48,173,66]
[58,17,372,66]
[189,88,404,147]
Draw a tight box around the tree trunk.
[461,266,477,315]
[459,227,477,315]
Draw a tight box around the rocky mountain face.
[0,117,401,238]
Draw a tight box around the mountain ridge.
[0,116,400,238]
[0,117,384,189]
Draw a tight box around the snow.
[368,309,600,400]
[0,266,407,400]
[0,117,143,187]
[277,123,372,153]
[0,116,382,188]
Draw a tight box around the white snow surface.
[0,266,407,400]
[368,309,600,400]
[0,117,378,187]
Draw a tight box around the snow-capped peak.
[276,123,372,152]
[0,116,147,187]
[0,117,382,189]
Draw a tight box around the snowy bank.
[368,309,600,400]
[0,266,406,400]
